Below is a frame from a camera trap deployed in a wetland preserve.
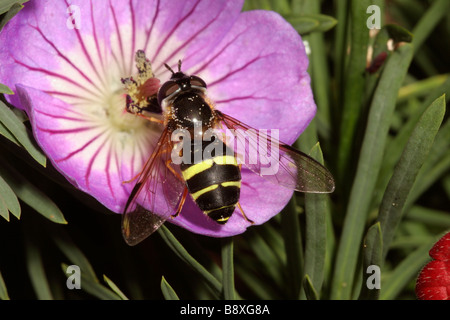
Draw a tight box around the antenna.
[164,60,183,74]
[164,63,175,74]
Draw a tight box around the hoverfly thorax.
[159,65,215,134]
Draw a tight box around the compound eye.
[157,80,179,104]
[190,75,207,88]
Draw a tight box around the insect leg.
[171,187,188,219]
[237,202,254,224]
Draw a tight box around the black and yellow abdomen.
[180,142,241,224]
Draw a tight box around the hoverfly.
[121,55,335,246]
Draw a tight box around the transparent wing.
[215,110,335,194]
[122,128,185,246]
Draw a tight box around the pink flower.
[0,0,316,237]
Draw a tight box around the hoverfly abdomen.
[180,140,241,224]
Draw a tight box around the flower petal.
[16,85,154,213]
[0,0,115,110]
[107,0,244,77]
[187,9,315,144]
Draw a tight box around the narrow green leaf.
[61,263,120,300]
[397,74,449,103]
[411,0,450,53]
[0,122,20,146]
[158,225,222,298]
[25,236,53,299]
[0,271,10,300]
[0,2,24,31]
[374,77,450,207]
[380,241,434,300]
[300,0,332,141]
[302,275,319,300]
[285,14,337,34]
[0,0,28,15]
[406,206,450,228]
[0,101,46,167]
[221,237,235,300]
[0,162,66,224]
[358,223,382,300]
[0,174,20,220]
[246,227,284,286]
[301,143,328,299]
[268,0,290,14]
[0,83,14,95]
[385,24,413,44]
[378,95,446,259]
[336,0,372,184]
[405,119,450,210]
[331,44,414,300]
[103,275,129,300]
[161,276,180,300]
[52,231,98,282]
[286,16,318,34]
[280,196,303,299]
[234,264,275,299]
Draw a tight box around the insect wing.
[122,129,185,245]
[215,110,335,194]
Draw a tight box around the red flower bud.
[415,232,450,300]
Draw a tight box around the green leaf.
[0,122,20,146]
[0,271,10,300]
[280,196,303,299]
[25,236,53,299]
[61,264,120,300]
[0,83,14,95]
[245,228,284,286]
[158,225,222,299]
[285,14,337,34]
[411,0,450,53]
[221,237,236,300]
[404,118,450,210]
[0,2,24,31]
[0,101,46,167]
[0,174,20,221]
[302,275,319,300]
[0,0,28,15]
[161,276,180,300]
[301,143,328,299]
[331,44,414,300]
[103,275,129,300]
[0,161,67,224]
[385,24,414,44]
[406,205,450,228]
[52,231,98,282]
[397,74,449,103]
[378,95,446,259]
[358,223,382,300]
[380,240,434,300]
[336,0,372,185]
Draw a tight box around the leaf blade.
[0,101,46,167]
[378,95,446,259]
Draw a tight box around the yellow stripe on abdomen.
[181,159,214,181]
[190,184,219,200]
[181,155,238,181]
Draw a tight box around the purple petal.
[1,1,314,237]
[189,10,315,145]
[16,85,150,213]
